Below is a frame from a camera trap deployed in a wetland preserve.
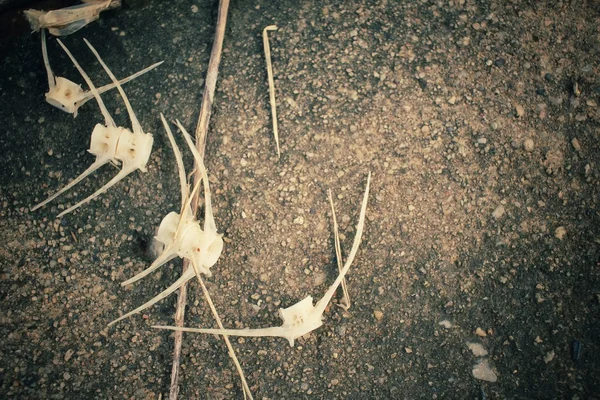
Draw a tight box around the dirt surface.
[1,0,599,398]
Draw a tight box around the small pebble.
[523,139,535,152]
[544,350,555,364]
[64,349,74,362]
[439,319,453,329]
[475,327,487,337]
[515,104,525,117]
[554,226,567,240]
[468,342,489,357]
[191,4,198,13]
[571,138,581,152]
[472,360,497,382]
[492,205,505,219]
[374,310,384,321]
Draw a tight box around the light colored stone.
[468,342,488,357]
[515,104,525,117]
[64,349,74,362]
[374,310,384,321]
[439,320,452,329]
[472,360,497,382]
[475,327,487,337]
[555,226,567,240]
[544,350,555,364]
[523,139,535,152]
[492,205,505,219]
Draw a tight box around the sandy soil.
[0,0,599,398]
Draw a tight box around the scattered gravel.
[0,0,598,398]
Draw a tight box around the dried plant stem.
[169,0,231,399]
[262,25,280,158]
[328,190,350,310]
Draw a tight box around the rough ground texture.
[1,0,599,399]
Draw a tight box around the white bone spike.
[56,164,135,218]
[161,114,189,216]
[74,60,163,116]
[84,38,143,135]
[154,172,371,347]
[110,267,196,326]
[30,143,115,212]
[41,29,56,89]
[175,120,218,234]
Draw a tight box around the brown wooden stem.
[169,0,231,398]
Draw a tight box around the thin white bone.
[154,172,371,346]
[56,163,135,218]
[42,31,162,116]
[42,29,55,89]
[162,115,189,214]
[84,38,143,135]
[30,147,113,212]
[175,120,218,234]
[110,267,196,326]
[187,256,254,400]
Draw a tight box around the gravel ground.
[1,0,599,399]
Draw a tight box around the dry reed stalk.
[262,25,280,158]
[169,0,249,399]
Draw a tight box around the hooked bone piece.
[24,0,121,36]
[41,29,163,116]
[155,172,371,346]
[109,116,223,326]
[31,39,153,217]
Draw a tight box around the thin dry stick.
[262,25,280,158]
[328,190,350,310]
[169,0,234,399]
